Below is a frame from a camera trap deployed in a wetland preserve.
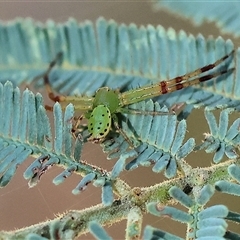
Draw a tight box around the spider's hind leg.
[71,115,86,139]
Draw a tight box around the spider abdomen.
[87,105,112,143]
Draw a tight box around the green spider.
[42,50,234,147]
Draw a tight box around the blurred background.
[0,1,239,239]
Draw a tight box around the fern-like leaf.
[154,1,240,37]
[102,100,195,178]
[0,82,123,206]
[0,81,41,187]
[215,164,240,201]
[147,185,230,239]
[89,221,112,240]
[0,18,238,119]
[195,108,240,163]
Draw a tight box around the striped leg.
[120,50,235,106]
[162,68,235,94]
[164,50,234,88]
[71,115,85,140]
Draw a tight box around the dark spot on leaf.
[183,184,193,195]
[112,199,121,206]
[104,129,107,132]
[100,133,104,136]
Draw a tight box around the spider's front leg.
[37,52,97,144]
[37,52,95,112]
[33,52,67,111]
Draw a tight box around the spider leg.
[170,102,185,113]
[120,51,234,106]
[165,68,234,94]
[119,107,174,116]
[112,114,135,149]
[71,115,84,138]
[42,52,66,103]
[165,49,234,87]
[32,52,65,111]
[32,52,63,83]
[35,53,94,111]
